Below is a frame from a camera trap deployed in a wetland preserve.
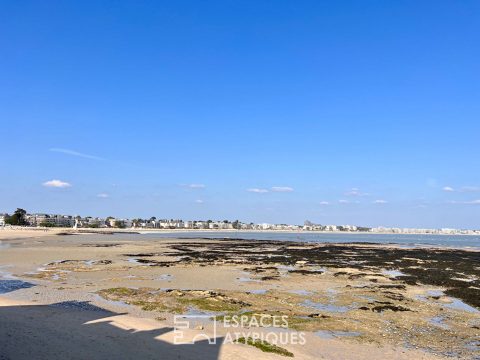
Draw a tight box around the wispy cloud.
[320,201,330,205]
[271,186,294,193]
[195,199,204,204]
[449,199,480,205]
[184,184,206,189]
[42,179,72,188]
[97,193,109,198]
[460,186,480,192]
[373,199,388,204]
[339,199,361,204]
[49,148,104,161]
[442,185,480,193]
[247,188,269,193]
[344,188,369,197]
[247,186,294,193]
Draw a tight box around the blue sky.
[1,1,479,228]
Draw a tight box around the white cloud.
[338,199,349,204]
[42,179,71,188]
[185,184,206,189]
[345,188,369,197]
[49,148,104,161]
[247,188,269,193]
[271,186,294,192]
[195,199,204,204]
[442,186,455,192]
[97,193,109,198]
[247,186,294,193]
[320,201,330,205]
[373,199,388,204]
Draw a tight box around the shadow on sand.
[0,301,223,360]
[0,280,35,295]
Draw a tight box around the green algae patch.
[236,337,294,357]
[97,288,250,315]
[177,297,243,313]
[100,287,139,297]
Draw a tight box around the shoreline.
[2,226,480,236]
[1,227,479,252]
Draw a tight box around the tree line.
[3,208,28,225]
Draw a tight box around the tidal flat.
[0,233,479,359]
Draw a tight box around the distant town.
[1,208,478,235]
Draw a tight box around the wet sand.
[1,232,479,359]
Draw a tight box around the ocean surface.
[141,231,480,249]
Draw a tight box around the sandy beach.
[1,230,479,359]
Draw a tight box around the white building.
[194,221,208,229]
[260,223,272,230]
[154,219,184,229]
[107,218,132,228]
[78,217,106,228]
[26,214,74,227]
[324,225,337,231]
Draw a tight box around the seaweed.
[123,239,480,309]
[236,337,294,357]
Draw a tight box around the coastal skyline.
[2,1,480,228]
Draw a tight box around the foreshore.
[1,230,479,359]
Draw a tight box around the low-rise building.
[77,217,106,228]
[26,214,74,227]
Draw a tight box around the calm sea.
[142,231,480,249]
